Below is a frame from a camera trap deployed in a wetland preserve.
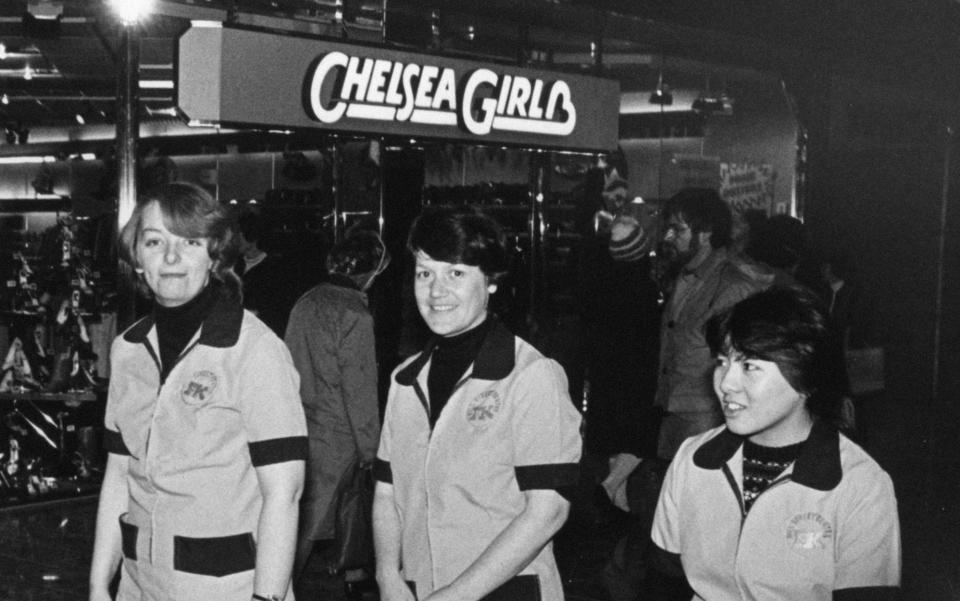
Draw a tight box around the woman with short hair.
[650,286,900,601]
[373,206,582,601]
[89,182,307,601]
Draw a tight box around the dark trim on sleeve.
[515,463,579,490]
[834,586,900,601]
[373,458,392,484]
[103,429,130,456]
[555,485,577,503]
[248,436,308,466]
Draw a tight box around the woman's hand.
[88,454,129,600]
[603,478,630,513]
[428,489,569,601]
[601,453,642,512]
[374,482,415,601]
[252,460,304,599]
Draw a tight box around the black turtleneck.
[154,281,220,381]
[427,317,492,426]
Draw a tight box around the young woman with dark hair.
[373,205,582,601]
[650,286,900,601]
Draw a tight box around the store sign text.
[305,52,577,137]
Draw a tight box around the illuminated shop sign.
[305,52,577,137]
[178,25,618,151]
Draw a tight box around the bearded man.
[654,188,768,461]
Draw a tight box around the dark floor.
[1,391,958,600]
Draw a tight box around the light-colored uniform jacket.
[652,422,901,601]
[375,320,582,601]
[104,293,308,601]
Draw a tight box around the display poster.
[719,162,776,214]
[178,24,620,151]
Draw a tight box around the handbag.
[330,378,376,573]
[330,458,375,572]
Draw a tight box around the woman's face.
[714,350,813,446]
[136,202,214,307]
[414,250,495,337]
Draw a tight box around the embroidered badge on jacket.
[466,389,502,430]
[181,370,218,405]
[786,512,834,553]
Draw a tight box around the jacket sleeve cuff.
[248,436,308,466]
[515,463,579,490]
[834,586,900,601]
[373,458,392,484]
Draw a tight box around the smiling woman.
[89,182,307,601]
[649,286,901,601]
[134,202,215,307]
[118,182,240,304]
[372,205,582,601]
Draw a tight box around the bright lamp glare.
[111,0,154,24]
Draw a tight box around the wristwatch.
[252,594,282,601]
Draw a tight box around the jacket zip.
[140,333,203,564]
[722,462,794,599]
[415,366,473,589]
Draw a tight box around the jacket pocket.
[118,515,138,561]
[173,532,256,577]
[481,574,541,601]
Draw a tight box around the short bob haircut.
[707,286,845,423]
[119,182,240,299]
[663,187,733,249]
[407,205,510,282]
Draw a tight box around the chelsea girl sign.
[178,24,619,151]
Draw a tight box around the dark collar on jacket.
[692,419,842,491]
[122,289,244,348]
[395,316,515,386]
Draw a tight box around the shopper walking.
[89,182,307,601]
[373,206,582,601]
[285,230,388,594]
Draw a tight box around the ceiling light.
[139,80,174,89]
[75,113,85,125]
[23,65,33,80]
[1,94,8,105]
[110,0,154,25]
[0,156,56,164]
[0,43,6,60]
[26,1,63,20]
